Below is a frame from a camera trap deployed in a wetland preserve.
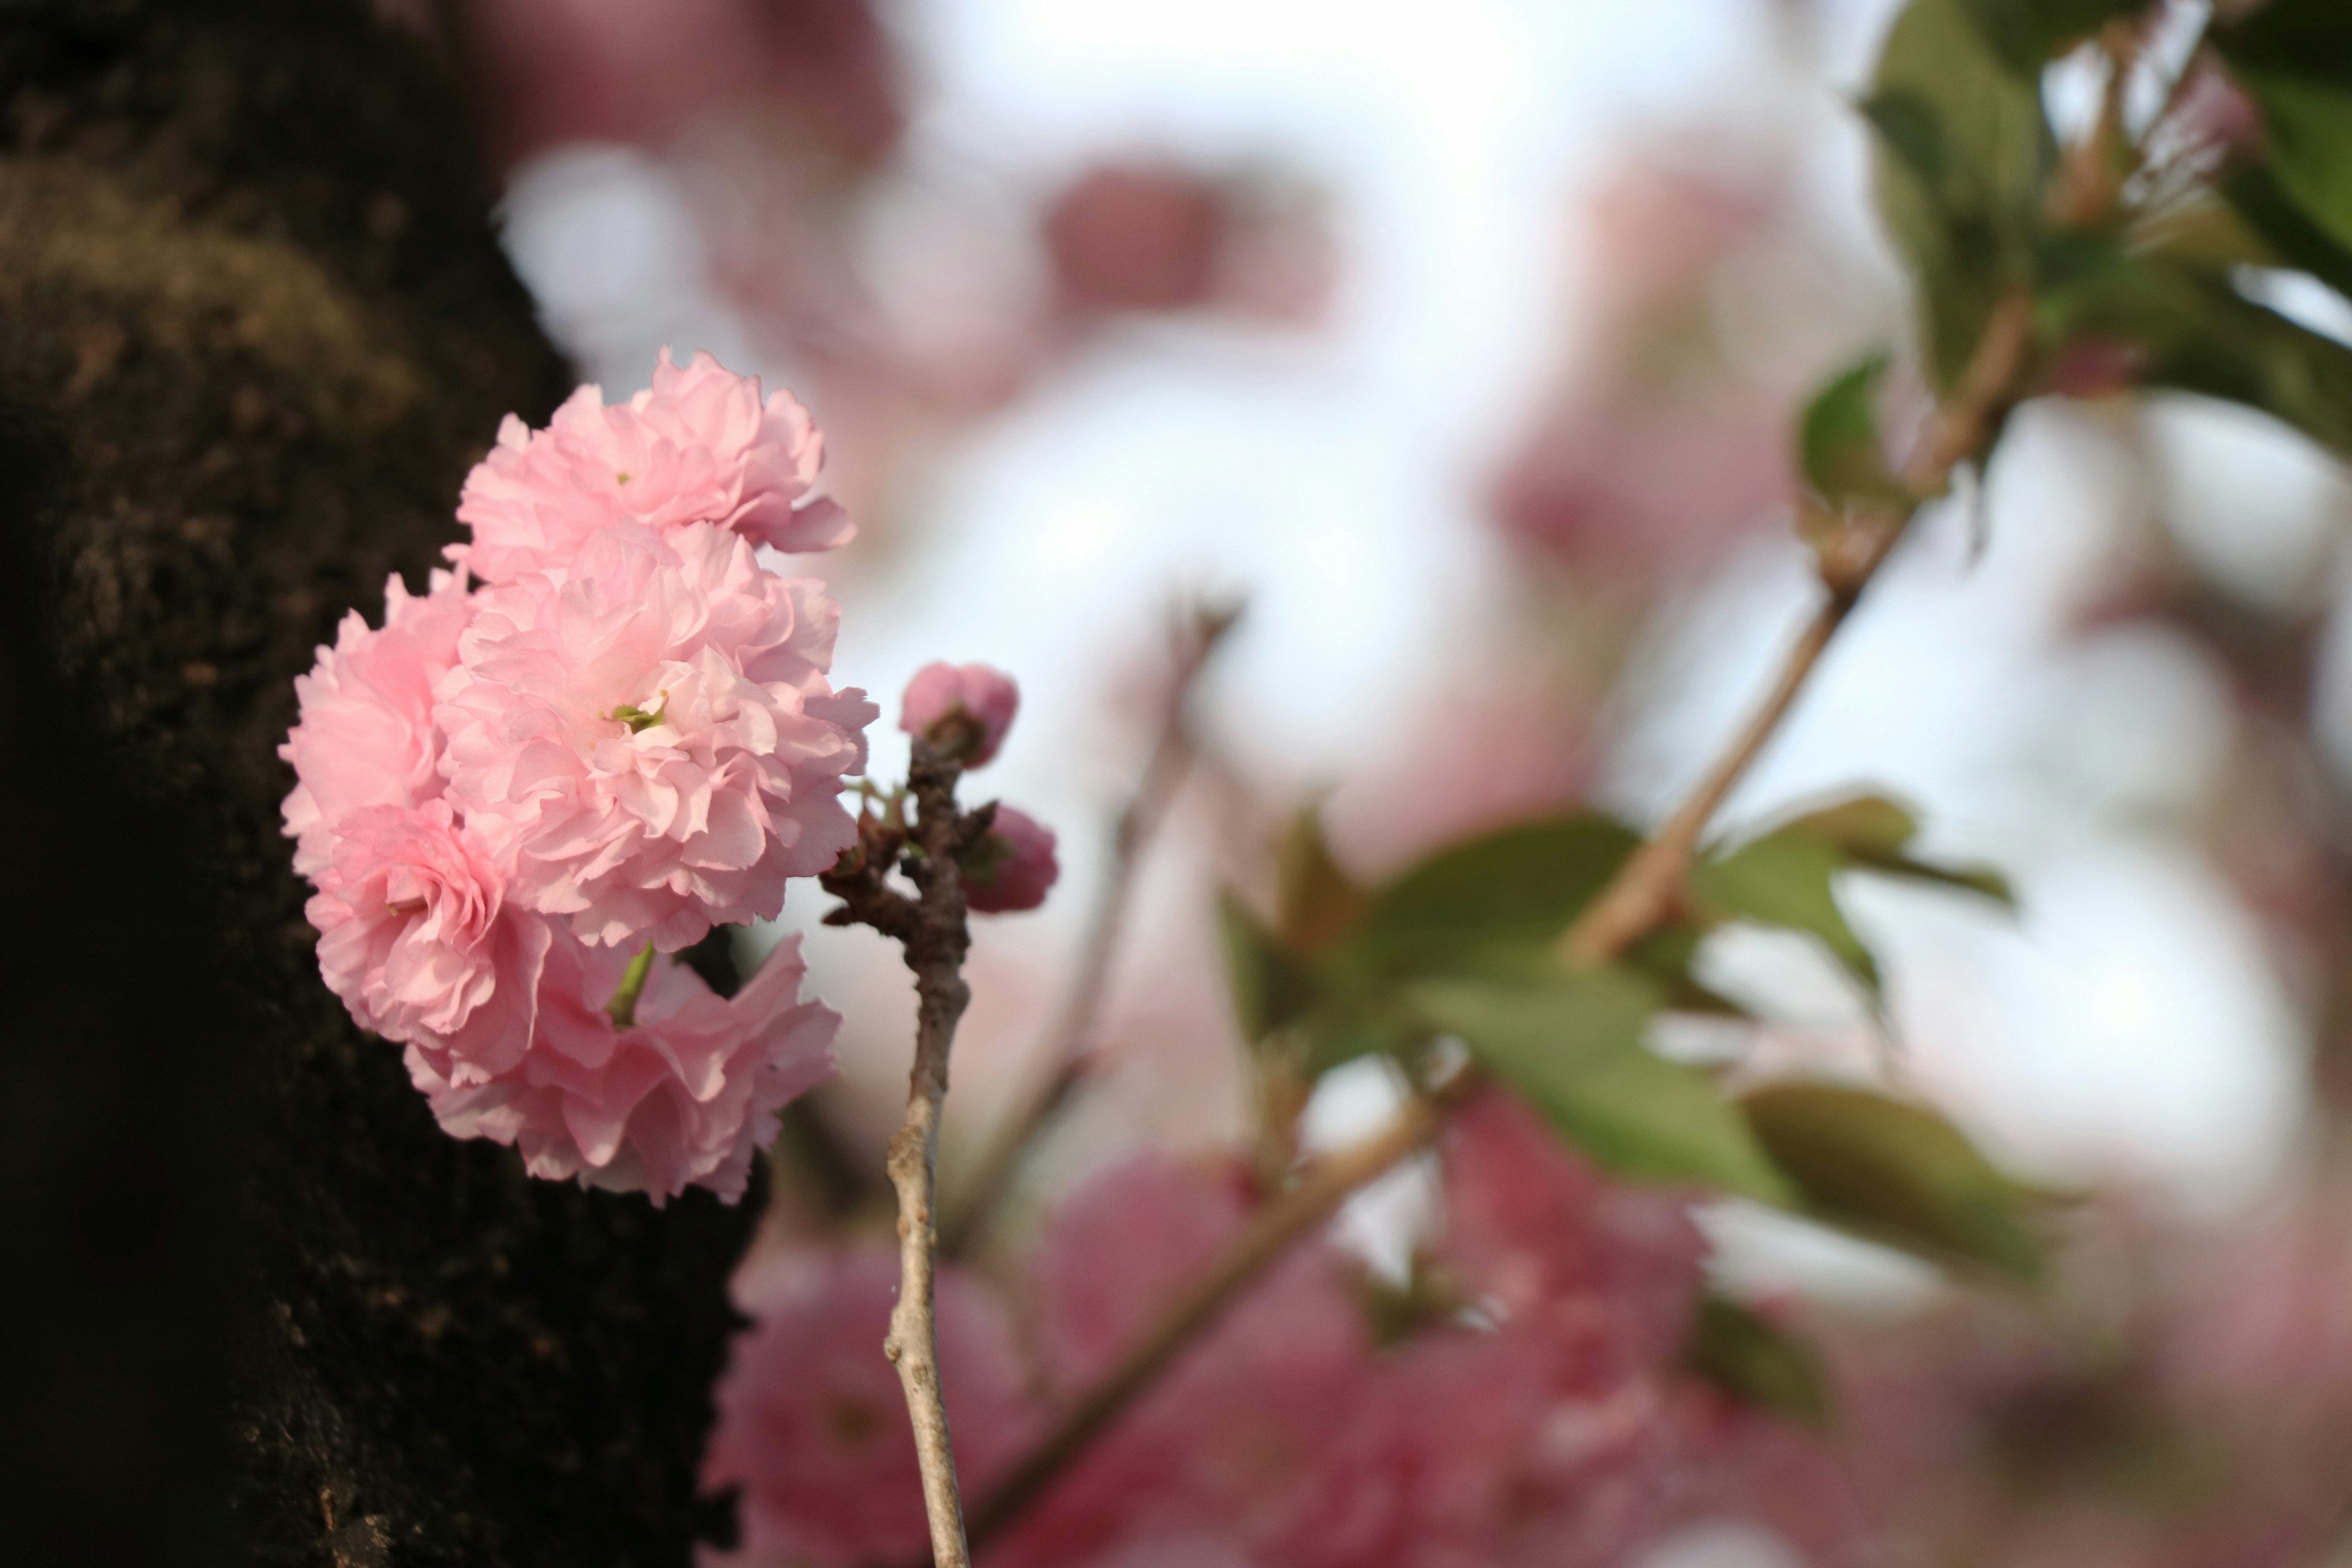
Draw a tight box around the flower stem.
[605,942,655,1029]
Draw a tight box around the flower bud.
[960,805,1058,913]
[900,661,1020,767]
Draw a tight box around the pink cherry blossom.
[701,1247,1039,1566]
[453,348,854,583]
[900,660,1020,766]
[1441,1087,1705,1370]
[963,805,1059,914]
[280,568,475,879]
[305,800,551,1083]
[1439,1089,1711,1566]
[411,932,839,1204]
[995,1155,1373,1568]
[437,521,876,951]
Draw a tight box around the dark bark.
[0,4,760,1564]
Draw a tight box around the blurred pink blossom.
[995,1154,1374,1568]
[464,0,903,169]
[437,521,874,951]
[1042,160,1338,325]
[412,932,839,1205]
[963,805,1060,914]
[1491,393,1792,582]
[901,660,1021,767]
[701,1246,1039,1566]
[454,350,853,584]
[1489,158,1794,581]
[1046,164,1226,315]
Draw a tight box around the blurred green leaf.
[1341,813,1640,979]
[1692,830,1884,997]
[2217,2,2352,255]
[1691,796,2012,1000]
[2047,247,2352,456]
[1276,806,1370,956]
[1960,0,2147,77]
[1412,971,1795,1203]
[1799,352,1901,507]
[1864,0,2057,387]
[1295,994,1425,1075]
[2230,69,2352,256]
[1686,1295,1833,1427]
[1782,794,2015,905]
[1740,1082,2046,1279]
[1217,892,1316,1042]
[1626,925,1754,1019]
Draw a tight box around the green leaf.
[1275,806,1369,956]
[1626,925,1754,1019]
[1740,1082,2045,1279]
[1798,352,1900,507]
[1691,796,2013,999]
[1412,971,1795,1203]
[1686,1295,1833,1427]
[2047,247,2352,456]
[1216,892,1316,1042]
[2217,3,2352,257]
[1341,813,1640,979]
[1864,0,2058,388]
[1781,794,2015,905]
[2233,68,2352,257]
[1960,0,2147,77]
[1692,830,1883,997]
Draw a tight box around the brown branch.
[1562,289,2034,967]
[943,601,1243,1256]
[964,1095,1447,1553]
[956,290,2040,1552]
[824,739,993,1568]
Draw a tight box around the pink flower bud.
[899,661,1020,767]
[960,805,1058,913]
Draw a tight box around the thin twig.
[824,738,992,1568]
[943,601,1243,1256]
[965,1095,1447,1553]
[957,290,2039,1550]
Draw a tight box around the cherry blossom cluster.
[702,1090,1715,1567]
[281,350,876,1204]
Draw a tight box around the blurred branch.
[942,599,1244,1257]
[823,739,996,1568]
[957,290,2038,1550]
[1562,290,2033,967]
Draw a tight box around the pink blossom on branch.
[279,567,476,880]
[701,1247,1039,1566]
[437,521,876,952]
[900,660,1020,766]
[960,804,1059,914]
[412,932,840,1205]
[453,348,855,584]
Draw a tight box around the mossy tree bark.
[0,4,760,1564]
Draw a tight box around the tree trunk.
[0,4,760,1563]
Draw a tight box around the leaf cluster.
[1215,794,2041,1420]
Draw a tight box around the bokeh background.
[399,1,2352,1559]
